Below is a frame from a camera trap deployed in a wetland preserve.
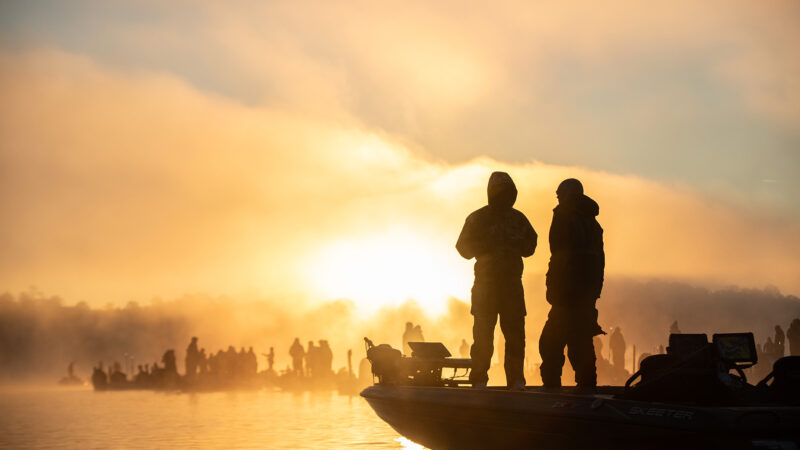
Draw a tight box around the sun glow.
[310,231,472,314]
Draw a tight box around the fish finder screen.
[714,333,757,364]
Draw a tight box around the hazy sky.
[1,1,799,309]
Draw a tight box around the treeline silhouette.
[0,290,192,382]
[596,279,800,354]
[1,279,799,384]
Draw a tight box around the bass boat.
[361,334,800,449]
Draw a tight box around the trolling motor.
[364,338,472,387]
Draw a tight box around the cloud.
[1,48,799,310]
[5,0,798,215]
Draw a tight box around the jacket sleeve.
[456,213,487,259]
[517,215,537,257]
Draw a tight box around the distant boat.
[58,375,83,386]
[58,362,84,386]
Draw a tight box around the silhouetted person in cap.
[457,171,537,390]
[319,340,333,377]
[539,178,605,390]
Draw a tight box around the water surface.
[0,387,424,449]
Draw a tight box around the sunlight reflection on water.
[395,437,426,449]
[0,387,427,449]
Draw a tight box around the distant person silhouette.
[246,347,258,376]
[224,346,237,376]
[459,339,469,358]
[610,327,626,370]
[764,337,775,356]
[267,347,275,372]
[788,319,800,356]
[91,362,108,389]
[198,348,207,374]
[289,338,305,376]
[775,325,786,357]
[402,322,414,356]
[185,337,199,378]
[306,341,317,377]
[761,336,779,375]
[162,349,177,374]
[210,351,222,375]
[412,325,425,344]
[347,349,353,376]
[236,347,247,377]
[457,171,537,390]
[539,178,605,390]
[134,365,146,383]
[110,362,127,384]
[319,340,333,377]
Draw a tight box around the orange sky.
[1,2,799,312]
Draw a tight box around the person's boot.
[473,381,488,389]
[509,379,526,391]
[541,372,561,392]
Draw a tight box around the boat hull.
[361,385,800,449]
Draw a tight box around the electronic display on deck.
[408,342,452,358]
[713,332,757,364]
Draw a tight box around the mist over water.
[2,277,798,385]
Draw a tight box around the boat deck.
[361,384,800,449]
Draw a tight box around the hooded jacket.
[456,173,537,314]
[545,194,605,306]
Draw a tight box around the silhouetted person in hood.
[457,171,537,389]
[539,178,605,390]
